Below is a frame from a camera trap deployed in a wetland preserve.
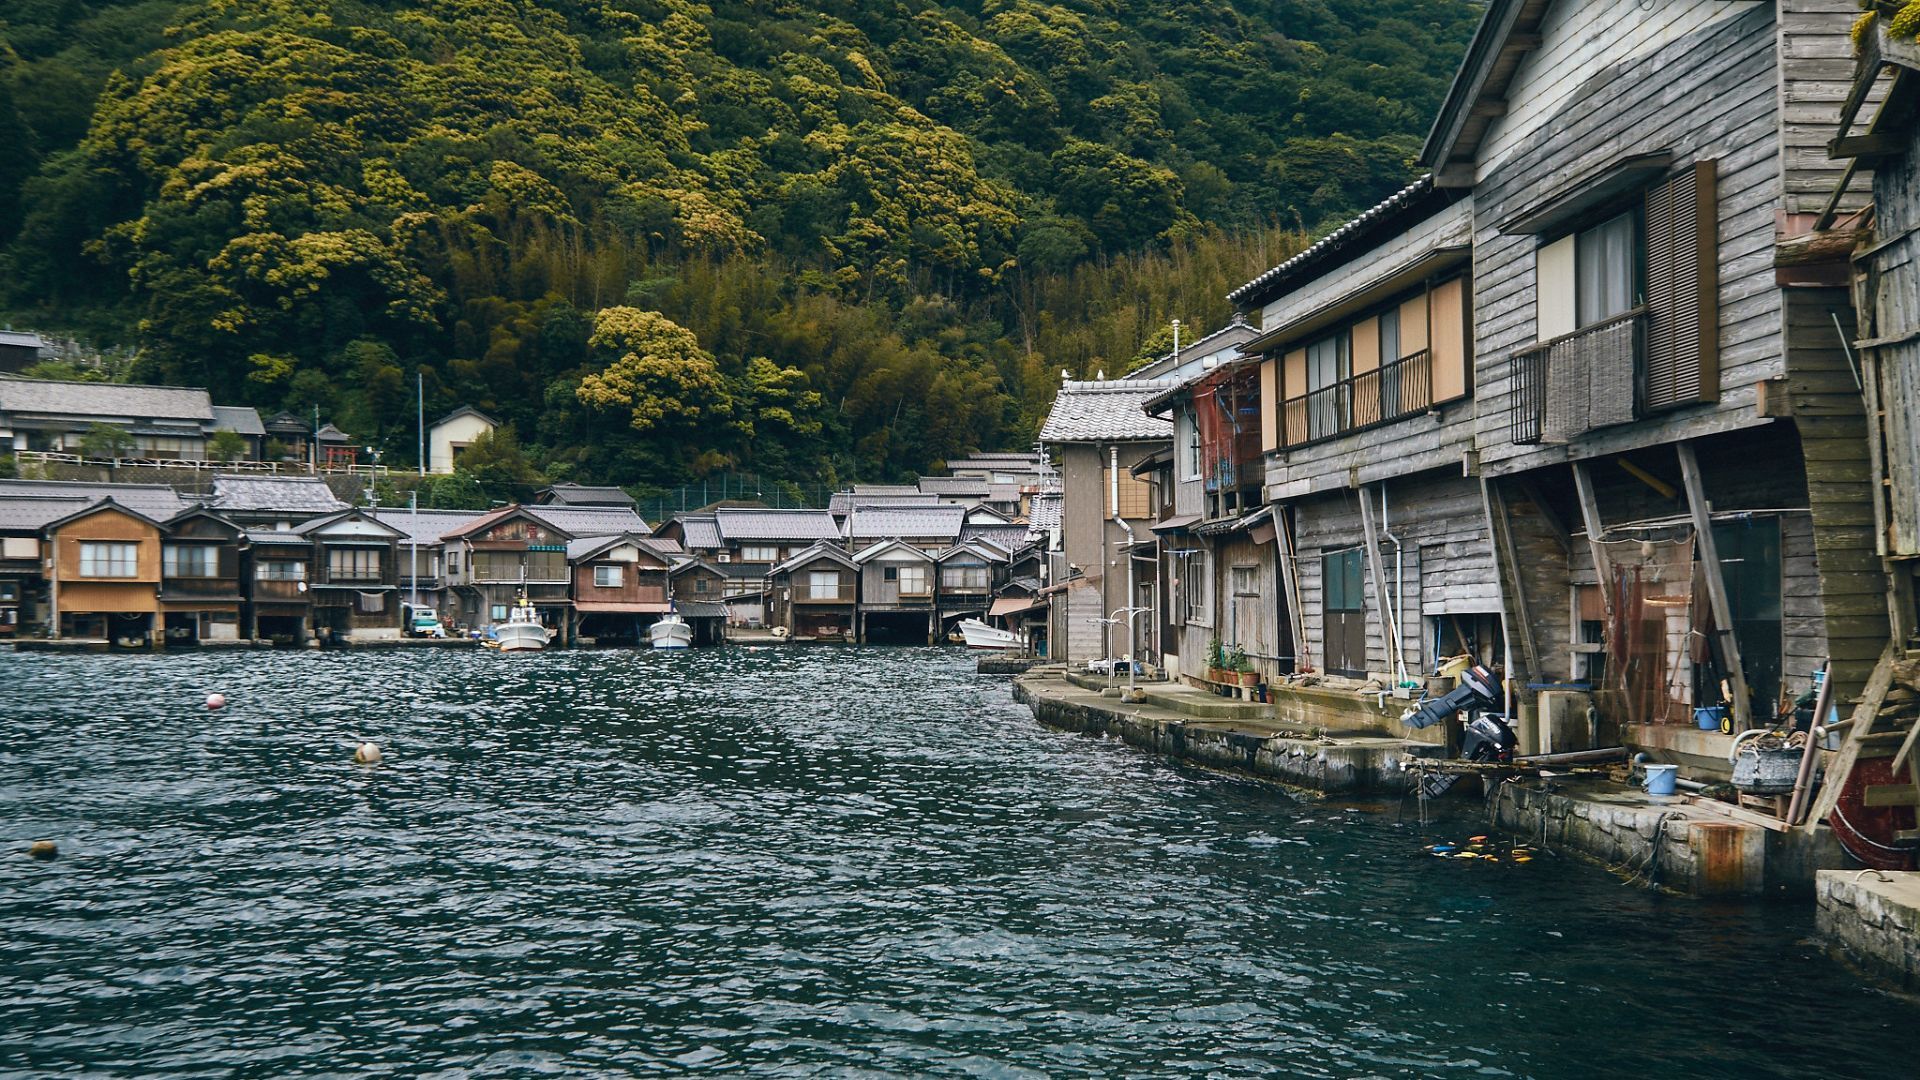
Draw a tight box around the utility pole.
[409,489,420,612]
[417,370,426,477]
[1171,318,1181,363]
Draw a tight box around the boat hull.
[494,623,552,652]
[958,618,1022,651]
[649,617,692,650]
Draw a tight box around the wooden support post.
[1805,645,1898,831]
[1571,463,1613,627]
[1358,486,1400,681]
[1481,477,1540,682]
[1274,506,1309,672]
[1677,442,1753,731]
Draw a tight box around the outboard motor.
[1401,663,1517,797]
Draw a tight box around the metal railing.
[1508,310,1644,445]
[1280,350,1434,448]
[9,451,389,476]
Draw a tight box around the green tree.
[207,429,248,462]
[456,426,543,491]
[426,470,489,510]
[79,422,136,459]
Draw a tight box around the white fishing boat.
[649,613,692,650]
[493,595,552,652]
[958,618,1023,651]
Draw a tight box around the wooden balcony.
[1509,311,1643,444]
[794,587,855,604]
[1281,349,1434,448]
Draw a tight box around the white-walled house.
[428,407,499,474]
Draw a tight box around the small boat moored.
[958,618,1023,651]
[649,612,692,650]
[493,595,553,652]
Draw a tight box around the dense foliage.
[0,0,1479,489]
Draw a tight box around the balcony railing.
[1280,350,1433,448]
[1509,310,1644,445]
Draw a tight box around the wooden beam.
[1805,646,1898,830]
[1827,132,1903,160]
[1512,476,1571,555]
[1358,487,1401,680]
[1469,99,1510,118]
[1571,463,1613,627]
[1274,506,1310,673]
[1618,458,1678,500]
[1505,32,1543,51]
[1482,477,1540,681]
[1677,441,1753,732]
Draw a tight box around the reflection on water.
[1,646,1914,1077]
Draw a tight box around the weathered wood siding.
[1214,532,1283,674]
[1863,81,1920,560]
[1776,0,1879,215]
[1785,288,1891,699]
[1295,473,1496,677]
[1471,4,1784,476]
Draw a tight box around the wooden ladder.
[1804,647,1920,843]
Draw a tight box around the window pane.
[1379,308,1400,365]
[1576,213,1635,325]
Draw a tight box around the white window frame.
[739,545,779,562]
[594,564,624,588]
[164,544,219,578]
[897,564,931,596]
[806,569,841,600]
[79,542,138,578]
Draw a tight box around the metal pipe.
[1111,445,1138,694]
[1381,485,1407,685]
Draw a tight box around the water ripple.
[1,647,1915,1077]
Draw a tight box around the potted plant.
[1207,636,1227,683]
[1227,645,1258,686]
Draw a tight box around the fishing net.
[1597,530,1698,725]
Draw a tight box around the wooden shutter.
[1641,160,1718,411]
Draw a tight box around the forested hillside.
[0,0,1480,489]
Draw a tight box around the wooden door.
[1323,549,1367,677]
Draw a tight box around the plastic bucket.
[1694,706,1727,731]
[1644,764,1679,796]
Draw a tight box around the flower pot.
[1237,671,1259,687]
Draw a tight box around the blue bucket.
[1694,706,1727,731]
[1644,764,1679,796]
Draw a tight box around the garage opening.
[863,610,933,644]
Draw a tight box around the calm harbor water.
[3,646,1916,1077]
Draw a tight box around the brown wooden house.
[569,534,671,644]
[294,508,404,642]
[46,499,164,646]
[768,541,858,641]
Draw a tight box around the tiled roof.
[210,475,348,514]
[1227,176,1440,308]
[1037,379,1177,443]
[0,376,213,422]
[522,504,653,538]
[675,599,727,619]
[827,491,939,515]
[370,508,488,546]
[1026,492,1062,536]
[712,508,840,543]
[245,528,313,546]
[672,514,722,548]
[850,484,922,496]
[918,476,991,496]
[770,540,856,575]
[210,405,265,436]
[0,495,91,531]
[964,523,1032,549]
[537,482,635,507]
[0,479,187,519]
[844,503,967,540]
[0,330,49,350]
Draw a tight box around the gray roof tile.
[712,508,840,543]
[537,482,635,507]
[521,504,653,538]
[845,504,967,540]
[1037,380,1178,442]
[210,405,265,436]
[0,376,213,422]
[1026,493,1062,536]
[0,479,187,519]
[210,475,349,513]
[672,514,722,549]
[370,508,489,546]
[0,495,92,531]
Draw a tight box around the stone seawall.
[1817,871,1920,990]
[1011,673,1435,794]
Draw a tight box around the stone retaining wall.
[1816,871,1920,990]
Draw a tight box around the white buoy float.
[206,693,226,710]
[353,742,383,765]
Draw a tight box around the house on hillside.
[0,377,262,460]
[0,330,50,373]
[536,482,635,508]
[1035,378,1175,665]
[428,407,498,474]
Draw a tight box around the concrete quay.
[1011,668,1440,794]
[1817,871,1920,991]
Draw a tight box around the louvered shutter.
[1641,161,1718,411]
